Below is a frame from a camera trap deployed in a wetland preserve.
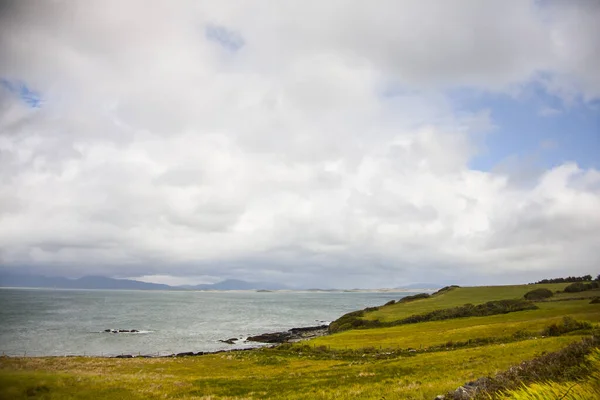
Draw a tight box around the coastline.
[1,324,331,359]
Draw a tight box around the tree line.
[532,274,599,284]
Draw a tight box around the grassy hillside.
[312,299,600,351]
[1,282,598,399]
[362,283,572,323]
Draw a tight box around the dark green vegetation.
[533,274,597,284]
[523,288,553,300]
[564,281,600,293]
[1,281,599,399]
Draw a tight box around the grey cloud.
[0,1,598,287]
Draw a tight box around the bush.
[397,299,538,325]
[398,293,430,303]
[541,316,592,337]
[524,288,554,300]
[590,297,600,304]
[328,310,382,333]
[463,336,600,398]
[431,285,460,296]
[564,282,589,293]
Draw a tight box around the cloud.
[538,107,562,117]
[0,1,598,288]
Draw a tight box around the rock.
[130,329,139,333]
[115,354,133,358]
[104,329,111,332]
[118,329,130,333]
[289,325,328,333]
[246,325,329,344]
[194,351,205,356]
[176,352,195,357]
[434,396,445,400]
[220,338,238,344]
[246,332,292,343]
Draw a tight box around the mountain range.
[0,272,288,291]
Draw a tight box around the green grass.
[0,336,586,400]
[363,283,574,323]
[1,282,598,399]
[314,300,600,351]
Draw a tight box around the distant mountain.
[0,272,288,291]
[183,279,288,291]
[0,273,173,290]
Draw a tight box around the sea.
[0,288,417,357]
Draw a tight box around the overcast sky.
[0,0,599,288]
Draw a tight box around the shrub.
[524,288,553,301]
[398,293,430,303]
[564,282,589,293]
[431,285,460,296]
[449,336,600,399]
[397,299,538,325]
[590,297,600,304]
[541,316,592,337]
[384,299,395,306]
[328,310,381,333]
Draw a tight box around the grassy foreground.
[1,283,599,399]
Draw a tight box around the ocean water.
[0,288,415,356]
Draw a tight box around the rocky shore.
[101,324,329,359]
[245,324,329,344]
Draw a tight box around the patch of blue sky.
[205,24,245,52]
[448,83,599,172]
[1,78,42,108]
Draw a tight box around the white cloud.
[0,1,598,287]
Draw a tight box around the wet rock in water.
[195,351,205,356]
[219,338,238,344]
[130,329,139,333]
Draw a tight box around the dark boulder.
[246,332,292,343]
[115,354,133,358]
[176,352,195,357]
[219,338,238,344]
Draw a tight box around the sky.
[0,0,599,289]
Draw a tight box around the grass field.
[1,282,598,399]
[362,283,578,322]
[313,299,600,351]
